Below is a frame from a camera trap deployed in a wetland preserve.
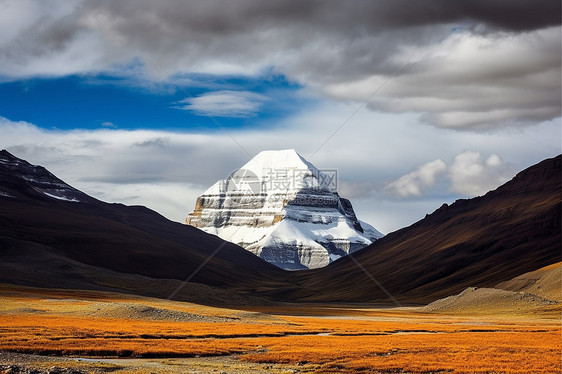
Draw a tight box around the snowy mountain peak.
[242,149,314,174]
[203,149,334,196]
[187,150,383,270]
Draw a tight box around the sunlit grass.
[0,285,560,373]
[241,331,561,373]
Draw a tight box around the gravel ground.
[0,352,307,374]
[0,352,94,374]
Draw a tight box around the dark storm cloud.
[0,0,560,130]
[82,0,560,34]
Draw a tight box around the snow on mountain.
[359,220,384,239]
[42,192,80,202]
[0,149,84,203]
[186,149,383,270]
[0,191,15,198]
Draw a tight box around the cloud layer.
[2,110,559,233]
[0,0,559,130]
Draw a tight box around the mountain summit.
[186,149,382,270]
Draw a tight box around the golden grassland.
[0,284,560,373]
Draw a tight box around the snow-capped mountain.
[0,149,87,203]
[186,149,383,270]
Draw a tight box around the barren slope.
[281,155,561,304]
[495,262,561,301]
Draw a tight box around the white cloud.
[176,90,268,118]
[385,151,514,199]
[385,159,447,197]
[486,153,502,167]
[449,151,511,196]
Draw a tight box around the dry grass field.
[0,283,560,373]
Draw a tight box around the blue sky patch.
[0,73,307,131]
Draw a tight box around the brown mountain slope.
[0,150,286,298]
[280,155,561,304]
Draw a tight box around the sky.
[0,0,560,234]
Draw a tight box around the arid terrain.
[1,264,560,374]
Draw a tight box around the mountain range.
[0,150,560,305]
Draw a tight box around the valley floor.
[0,284,560,374]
